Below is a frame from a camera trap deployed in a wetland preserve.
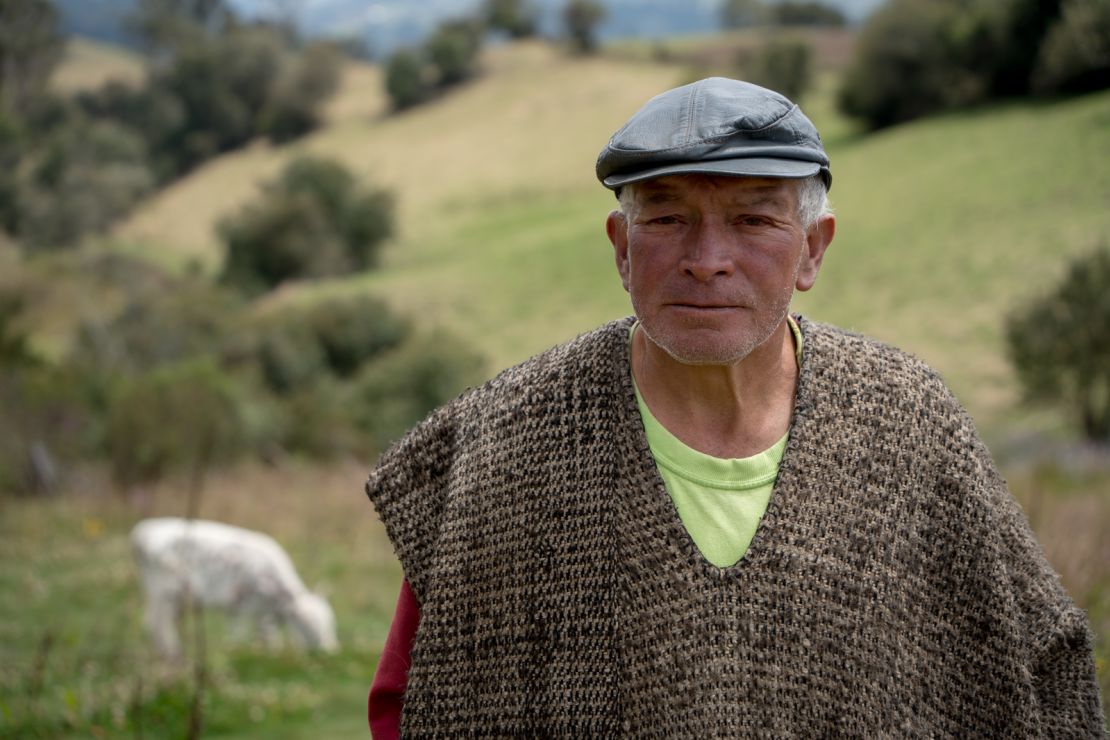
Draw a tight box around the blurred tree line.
[0,0,486,497]
[383,0,608,111]
[0,0,343,251]
[0,226,486,496]
[839,0,1110,129]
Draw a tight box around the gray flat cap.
[596,77,831,192]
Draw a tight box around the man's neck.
[631,320,799,459]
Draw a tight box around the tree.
[105,359,246,489]
[483,0,539,38]
[129,0,233,59]
[769,1,845,27]
[744,37,813,101]
[425,19,484,88]
[563,0,607,54]
[1032,0,1110,94]
[16,119,156,250]
[720,0,766,28]
[262,41,343,142]
[0,0,64,119]
[220,155,395,292]
[220,191,348,293]
[1006,244,1110,442]
[154,27,285,171]
[350,331,486,450]
[384,48,434,110]
[836,0,988,130]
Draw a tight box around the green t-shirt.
[633,318,801,568]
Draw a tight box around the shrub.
[306,294,409,377]
[261,41,343,142]
[248,293,409,393]
[563,0,607,54]
[743,37,813,102]
[252,318,330,395]
[0,363,94,496]
[837,0,988,130]
[71,277,242,378]
[0,0,64,119]
[769,2,845,27]
[483,0,539,38]
[425,19,484,88]
[220,155,394,292]
[384,48,434,110]
[720,0,767,28]
[1006,243,1110,442]
[350,331,486,451]
[270,382,369,458]
[1033,0,1110,94]
[104,359,247,488]
[0,290,92,496]
[837,0,1084,129]
[15,119,156,250]
[221,192,348,293]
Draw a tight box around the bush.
[306,294,409,377]
[837,0,1089,129]
[425,19,484,88]
[350,331,486,451]
[221,192,348,293]
[0,363,94,496]
[261,41,343,142]
[249,294,409,393]
[0,0,64,119]
[563,0,607,54]
[1033,0,1110,94]
[220,155,395,292]
[1006,243,1110,442]
[384,48,434,110]
[483,0,539,38]
[720,0,767,28]
[743,37,813,102]
[71,277,242,379]
[769,2,845,27]
[104,359,247,488]
[15,119,156,250]
[0,288,93,495]
[837,0,988,129]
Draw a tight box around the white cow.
[131,517,338,658]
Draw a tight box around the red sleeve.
[368,579,420,739]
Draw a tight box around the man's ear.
[606,210,631,292]
[796,213,835,292]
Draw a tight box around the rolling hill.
[100,36,1110,445]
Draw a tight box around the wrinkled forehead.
[630,174,798,208]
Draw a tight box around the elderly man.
[365,78,1105,736]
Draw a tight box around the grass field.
[4,34,1109,736]
[108,39,1110,440]
[0,460,398,738]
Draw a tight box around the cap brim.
[602,157,822,189]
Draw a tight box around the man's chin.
[641,326,757,367]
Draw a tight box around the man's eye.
[738,216,771,227]
[649,215,679,225]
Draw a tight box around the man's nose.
[680,221,735,281]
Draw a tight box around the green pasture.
[5,35,1109,737]
[0,461,399,739]
[105,39,1110,440]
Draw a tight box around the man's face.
[606,174,834,366]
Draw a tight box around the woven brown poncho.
[366,316,1105,737]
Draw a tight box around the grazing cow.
[131,517,338,657]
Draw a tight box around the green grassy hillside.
[6,36,1105,737]
[111,39,1110,442]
